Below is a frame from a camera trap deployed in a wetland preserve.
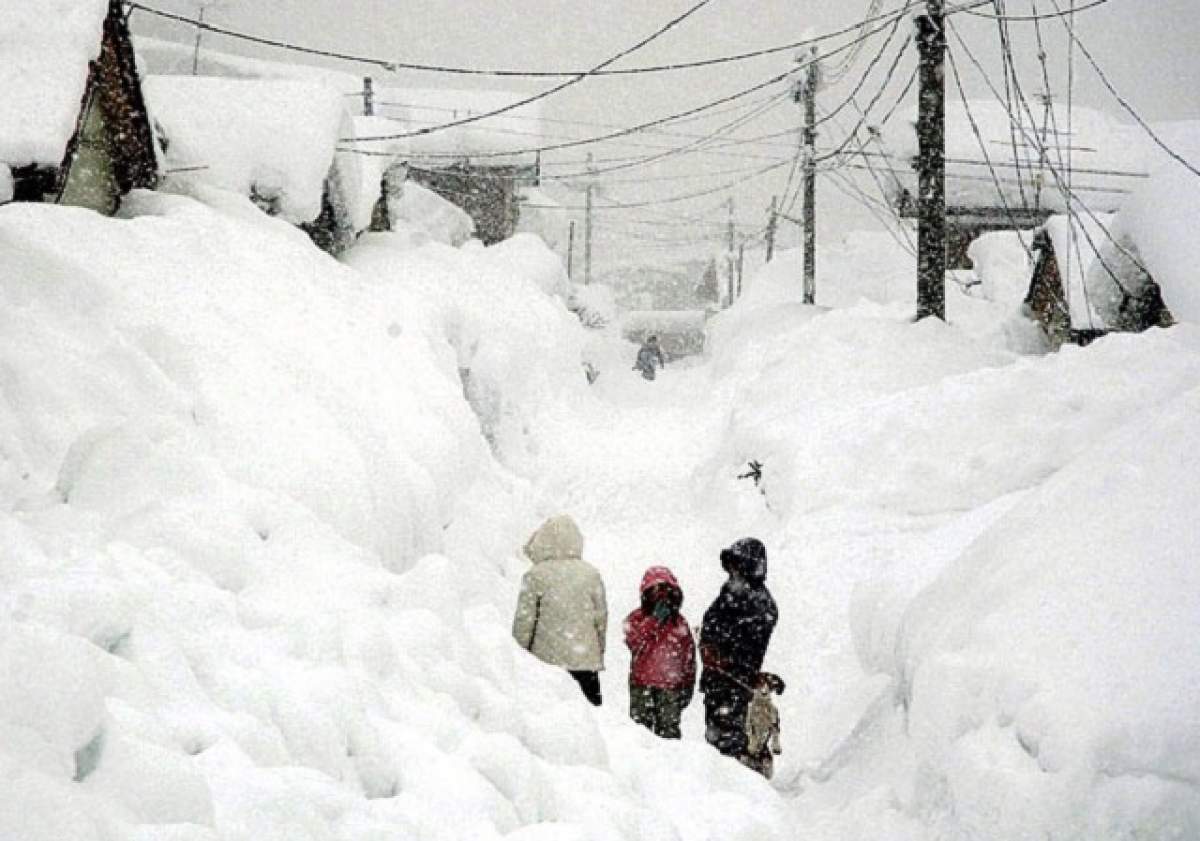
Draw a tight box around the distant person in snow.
[512,515,608,706]
[633,335,666,381]
[699,537,778,763]
[623,566,697,739]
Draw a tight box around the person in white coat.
[512,514,608,705]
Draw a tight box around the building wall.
[57,89,121,215]
[410,164,529,245]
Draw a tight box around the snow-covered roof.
[1110,127,1200,324]
[1043,214,1115,331]
[0,0,109,167]
[144,75,351,224]
[135,34,364,90]
[349,115,408,232]
[369,87,544,159]
[879,101,1149,215]
[136,37,544,162]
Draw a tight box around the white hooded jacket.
[512,515,608,671]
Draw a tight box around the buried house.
[143,75,371,256]
[350,85,545,245]
[1022,130,1200,348]
[1023,219,1171,347]
[0,0,158,214]
[882,101,1147,269]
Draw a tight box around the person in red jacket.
[623,566,697,739]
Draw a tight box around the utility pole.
[736,240,746,299]
[190,6,207,75]
[915,2,947,321]
[725,197,736,306]
[801,45,819,305]
[362,77,375,117]
[584,154,594,285]
[765,195,778,263]
[566,220,576,279]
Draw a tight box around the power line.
[343,0,714,143]
[348,11,910,149]
[813,39,917,165]
[1046,0,1200,180]
[947,16,1138,309]
[851,149,1146,178]
[127,0,928,77]
[521,158,790,211]
[372,92,796,150]
[821,0,887,86]
[948,0,1110,20]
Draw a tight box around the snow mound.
[388,181,476,247]
[145,76,350,225]
[0,0,108,167]
[0,191,790,840]
[887,383,1200,837]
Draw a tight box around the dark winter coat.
[634,344,666,376]
[699,575,777,693]
[623,566,696,691]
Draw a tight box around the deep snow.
[1,180,1198,841]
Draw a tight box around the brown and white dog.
[743,672,785,779]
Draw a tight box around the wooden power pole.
[362,77,375,117]
[765,195,778,262]
[916,2,947,320]
[566,220,576,279]
[190,6,207,75]
[726,197,736,306]
[801,45,818,305]
[736,240,746,299]
[584,154,594,285]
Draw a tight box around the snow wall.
[0,187,789,841]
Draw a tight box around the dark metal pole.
[916,2,947,321]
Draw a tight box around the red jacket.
[623,567,697,691]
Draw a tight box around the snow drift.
[0,189,789,841]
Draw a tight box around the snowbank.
[0,189,791,840]
[694,247,1200,837]
[888,383,1200,838]
[145,76,351,225]
[344,232,584,458]
[0,0,108,167]
[387,181,476,247]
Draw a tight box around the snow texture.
[2,106,1199,841]
[136,36,544,160]
[0,0,109,167]
[880,101,1149,213]
[144,76,351,225]
[1110,131,1200,323]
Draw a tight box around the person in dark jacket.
[699,537,778,761]
[633,335,666,381]
[624,566,697,739]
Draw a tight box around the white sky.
[134,0,1200,273]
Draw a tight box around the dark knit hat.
[720,537,768,581]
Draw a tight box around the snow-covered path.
[3,187,1198,841]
